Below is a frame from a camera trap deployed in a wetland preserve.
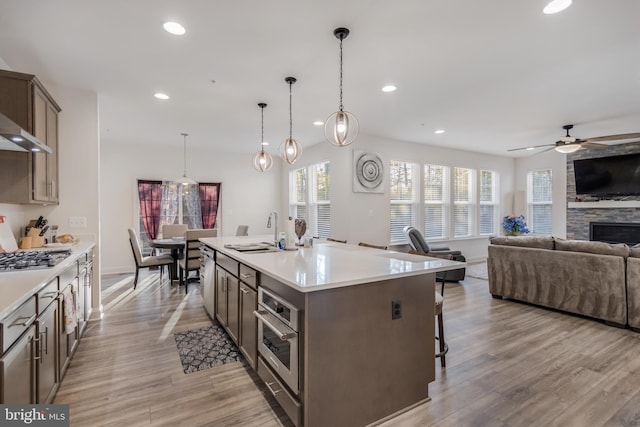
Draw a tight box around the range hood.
[0,112,52,153]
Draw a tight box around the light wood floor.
[55,271,640,426]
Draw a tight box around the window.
[527,169,553,235]
[313,162,331,239]
[289,162,331,239]
[389,161,419,243]
[424,164,449,240]
[137,180,221,251]
[290,168,308,221]
[453,167,475,238]
[479,170,498,235]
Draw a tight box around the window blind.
[390,161,418,243]
[453,167,474,237]
[424,164,448,239]
[479,170,497,235]
[528,169,553,235]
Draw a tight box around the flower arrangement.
[502,214,529,236]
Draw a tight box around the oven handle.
[254,310,297,341]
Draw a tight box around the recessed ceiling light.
[163,21,186,35]
[543,0,572,14]
[381,85,397,93]
[154,93,170,100]
[434,129,445,134]
[313,121,324,126]
[261,142,270,146]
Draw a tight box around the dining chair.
[327,237,347,244]
[179,228,218,292]
[235,225,249,236]
[408,249,450,368]
[358,242,388,250]
[128,229,173,289]
[162,224,188,239]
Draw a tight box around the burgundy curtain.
[138,180,163,240]
[199,183,221,229]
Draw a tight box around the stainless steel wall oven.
[254,287,300,394]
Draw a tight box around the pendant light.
[252,103,273,172]
[176,132,197,186]
[325,27,359,147]
[279,77,302,164]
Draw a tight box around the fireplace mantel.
[568,201,640,209]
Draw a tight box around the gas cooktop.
[0,249,72,272]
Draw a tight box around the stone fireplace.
[566,141,640,240]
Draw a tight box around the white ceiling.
[1,0,639,157]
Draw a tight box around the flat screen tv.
[573,152,640,197]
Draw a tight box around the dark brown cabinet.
[239,283,257,369]
[0,69,61,205]
[215,265,228,328]
[226,275,239,343]
[0,324,36,403]
[36,298,58,404]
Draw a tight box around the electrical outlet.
[392,300,402,320]
[68,216,87,228]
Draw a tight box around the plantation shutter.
[389,161,417,242]
[479,170,496,235]
[528,169,553,235]
[424,164,448,239]
[315,162,331,239]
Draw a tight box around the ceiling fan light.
[555,144,581,154]
[543,0,572,14]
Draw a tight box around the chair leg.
[133,267,139,289]
[436,311,448,368]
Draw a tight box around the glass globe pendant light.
[252,103,273,172]
[176,132,197,186]
[325,27,359,147]
[279,77,302,165]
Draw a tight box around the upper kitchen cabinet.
[0,70,61,205]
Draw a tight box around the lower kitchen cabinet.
[0,324,36,403]
[37,298,59,403]
[239,283,258,369]
[226,275,239,343]
[215,266,229,328]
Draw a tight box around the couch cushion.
[554,239,630,258]
[489,235,554,250]
[630,244,640,258]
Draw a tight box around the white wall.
[514,149,567,238]
[100,142,282,274]
[281,134,516,262]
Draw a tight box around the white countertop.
[0,241,95,319]
[201,235,465,293]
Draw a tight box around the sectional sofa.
[488,235,640,330]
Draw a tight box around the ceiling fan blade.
[539,146,556,154]
[507,143,555,152]
[580,141,608,149]
[584,133,640,143]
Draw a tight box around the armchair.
[403,226,466,282]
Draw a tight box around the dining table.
[150,237,185,281]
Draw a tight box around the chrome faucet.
[267,211,278,246]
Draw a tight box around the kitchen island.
[200,235,464,427]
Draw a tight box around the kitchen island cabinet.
[201,236,464,427]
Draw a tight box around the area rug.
[466,261,489,280]
[174,323,243,374]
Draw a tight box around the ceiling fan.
[509,124,640,154]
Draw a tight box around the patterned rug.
[174,323,243,374]
[466,261,489,280]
